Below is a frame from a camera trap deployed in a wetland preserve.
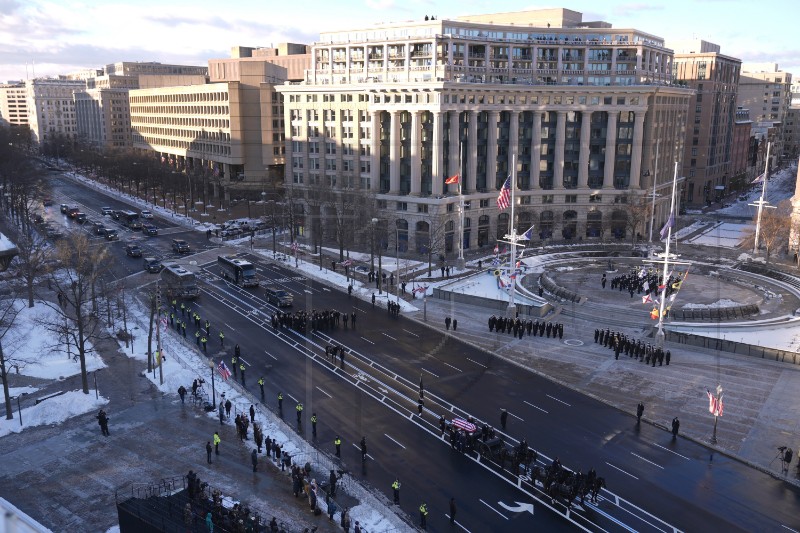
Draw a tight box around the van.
[265,286,293,307]
[143,257,162,273]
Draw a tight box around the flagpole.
[656,162,678,343]
[507,155,517,317]
[753,141,772,254]
[457,141,465,270]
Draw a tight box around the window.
[396,202,407,211]
[417,204,429,213]
[480,199,489,208]
[447,203,455,212]
[565,195,577,203]
[542,195,554,204]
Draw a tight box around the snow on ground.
[716,165,797,218]
[0,230,16,252]
[684,222,750,248]
[0,390,108,438]
[2,300,105,379]
[682,299,739,309]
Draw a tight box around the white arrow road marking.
[497,501,534,515]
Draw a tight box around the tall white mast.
[457,141,465,269]
[507,155,517,316]
[656,162,679,341]
[752,141,772,254]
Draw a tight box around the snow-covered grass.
[0,390,108,438]
[683,299,739,309]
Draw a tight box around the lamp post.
[395,226,400,303]
[14,393,25,426]
[373,218,382,294]
[208,359,216,406]
[370,219,376,275]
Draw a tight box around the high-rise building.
[671,40,740,206]
[737,63,793,162]
[0,83,29,128]
[277,9,692,252]
[731,107,753,186]
[25,78,86,145]
[784,106,800,160]
[129,45,309,193]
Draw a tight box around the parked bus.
[160,262,199,299]
[120,210,142,230]
[218,255,259,287]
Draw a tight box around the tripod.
[770,449,787,473]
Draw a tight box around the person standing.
[249,404,256,424]
[391,478,400,504]
[500,409,508,430]
[213,432,221,455]
[334,435,342,457]
[97,409,110,436]
[449,497,457,524]
[240,363,246,385]
[296,402,303,424]
[360,436,368,461]
[445,316,451,330]
[329,469,338,497]
[224,399,232,418]
[278,392,283,411]
[452,318,458,331]
[636,402,644,425]
[206,441,213,464]
[178,385,186,404]
[258,376,265,400]
[251,449,258,472]
[419,502,428,529]
[218,402,225,425]
[311,412,318,437]
[671,417,680,440]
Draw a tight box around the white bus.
[160,262,199,299]
[218,255,259,288]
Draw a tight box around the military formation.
[488,315,565,340]
[595,328,672,366]
[271,309,357,332]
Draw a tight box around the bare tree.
[622,194,650,247]
[38,233,113,394]
[740,199,792,264]
[6,224,53,308]
[0,295,23,419]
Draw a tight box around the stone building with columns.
[277,8,692,255]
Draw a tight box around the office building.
[737,63,793,162]
[731,107,753,187]
[671,40,740,206]
[277,8,692,253]
[25,78,86,145]
[0,83,29,128]
[129,45,309,195]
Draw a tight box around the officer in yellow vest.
[311,412,317,437]
[278,392,283,410]
[195,330,201,346]
[334,435,342,457]
[239,363,246,385]
[296,402,303,424]
[392,478,401,504]
[231,355,238,377]
[201,336,207,352]
[219,330,225,346]
[258,377,265,400]
[419,502,428,529]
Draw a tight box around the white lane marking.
[508,411,525,421]
[239,357,250,366]
[631,452,664,470]
[583,501,640,533]
[466,358,487,368]
[605,461,639,480]
[546,394,572,407]
[781,526,799,532]
[523,400,549,414]
[322,287,331,291]
[402,329,419,337]
[315,386,332,398]
[224,322,235,332]
[360,337,375,345]
[478,499,508,520]
[445,516,472,533]
[287,394,299,404]
[443,362,462,372]
[652,442,690,460]
[304,289,312,294]
[266,351,278,361]
[384,433,406,449]
[422,367,439,378]
[351,443,374,460]
[382,332,397,341]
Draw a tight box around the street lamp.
[208,359,216,406]
[372,218,382,295]
[13,393,26,426]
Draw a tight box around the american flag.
[217,360,232,381]
[497,176,511,210]
[341,259,353,267]
[413,285,428,294]
[451,418,477,433]
[707,390,723,416]
[291,242,299,252]
[444,174,459,185]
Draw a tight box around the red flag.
[217,360,232,381]
[445,174,459,185]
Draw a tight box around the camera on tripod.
[778,446,787,451]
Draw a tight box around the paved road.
[180,251,800,532]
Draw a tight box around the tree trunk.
[147,296,155,373]
[1,342,12,419]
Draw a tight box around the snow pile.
[0,390,108,437]
[683,299,739,309]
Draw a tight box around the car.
[104,229,119,240]
[353,265,370,274]
[101,207,113,216]
[124,244,143,257]
[67,207,81,218]
[111,210,122,220]
[143,257,162,273]
[142,223,159,236]
[74,212,87,224]
[128,219,142,231]
[140,210,154,219]
[60,204,69,214]
[93,223,107,235]
[33,214,45,225]
[265,286,293,307]
[42,197,53,207]
[172,239,190,253]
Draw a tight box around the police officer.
[235,344,240,359]
[181,320,187,338]
[296,402,303,423]
[500,409,508,430]
[231,355,238,377]
[180,302,185,317]
[239,363,246,385]
[205,319,210,336]
[258,376,265,400]
[636,402,644,424]
[311,412,318,437]
[219,330,225,346]
[195,330,201,346]
[201,336,207,353]
[334,435,342,457]
[419,502,428,529]
[391,478,401,504]
[278,392,283,411]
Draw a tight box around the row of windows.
[132,133,232,156]
[132,126,232,143]
[132,115,231,129]
[130,92,228,104]
[130,105,230,116]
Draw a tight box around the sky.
[0,0,797,84]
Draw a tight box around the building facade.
[74,88,133,149]
[129,45,309,194]
[736,63,793,162]
[731,107,753,189]
[25,78,86,145]
[671,40,740,206]
[277,9,692,253]
[0,83,29,128]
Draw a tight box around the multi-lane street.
[49,173,800,532]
